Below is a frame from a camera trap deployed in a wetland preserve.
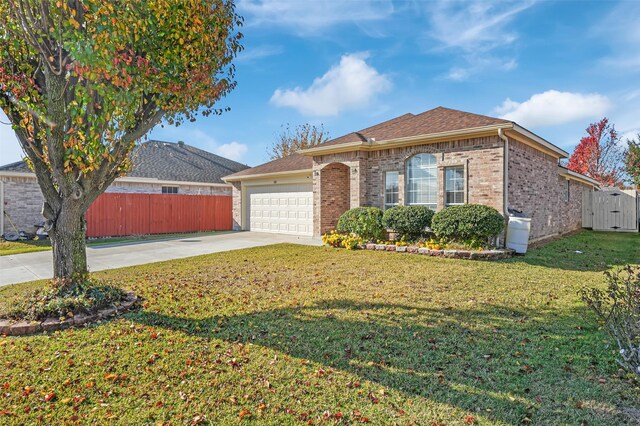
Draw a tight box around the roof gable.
[318,107,511,148]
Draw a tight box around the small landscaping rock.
[365,243,376,250]
[385,245,396,251]
[73,313,94,326]
[41,318,62,332]
[99,307,117,318]
[407,246,419,253]
[418,247,430,255]
[395,246,407,253]
[430,250,443,256]
[0,319,12,335]
[457,251,472,259]
[375,244,386,251]
[10,321,41,336]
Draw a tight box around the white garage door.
[247,184,313,236]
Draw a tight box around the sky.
[1,0,639,167]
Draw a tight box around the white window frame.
[406,153,438,210]
[162,186,179,194]
[384,171,399,210]
[445,166,465,206]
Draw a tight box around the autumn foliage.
[624,135,640,188]
[567,118,625,187]
[0,0,242,282]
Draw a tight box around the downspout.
[498,128,509,247]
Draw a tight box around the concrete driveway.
[0,232,321,287]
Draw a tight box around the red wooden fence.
[85,193,232,237]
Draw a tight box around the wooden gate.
[85,193,232,237]
[586,189,639,232]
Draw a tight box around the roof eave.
[510,124,570,158]
[223,169,313,183]
[558,167,601,187]
[0,170,36,178]
[298,124,514,155]
[298,123,570,160]
[0,170,232,187]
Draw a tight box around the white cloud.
[237,45,283,62]
[421,0,534,80]
[495,90,611,128]
[594,2,640,72]
[426,0,535,52]
[445,57,517,81]
[214,141,248,162]
[0,110,25,165]
[238,0,393,35]
[446,67,471,82]
[270,53,391,117]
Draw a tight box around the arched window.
[406,153,437,209]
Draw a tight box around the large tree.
[0,0,242,286]
[623,134,640,188]
[268,123,329,160]
[567,118,625,187]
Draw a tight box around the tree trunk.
[47,200,88,287]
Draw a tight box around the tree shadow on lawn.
[130,299,636,424]
[504,231,640,272]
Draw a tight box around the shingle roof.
[0,140,249,184]
[224,153,312,180]
[319,107,511,148]
[225,107,512,179]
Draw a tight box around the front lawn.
[0,231,638,424]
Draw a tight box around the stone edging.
[360,243,515,260]
[0,292,138,337]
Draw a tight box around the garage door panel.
[247,184,313,236]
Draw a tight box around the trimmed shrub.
[431,204,504,247]
[382,205,435,241]
[336,207,386,242]
[580,266,640,378]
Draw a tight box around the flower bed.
[360,243,514,260]
[0,292,138,336]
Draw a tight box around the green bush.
[431,204,504,247]
[382,205,435,241]
[336,207,386,241]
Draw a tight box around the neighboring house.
[224,107,599,242]
[1,140,249,234]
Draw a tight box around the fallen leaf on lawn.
[238,409,251,420]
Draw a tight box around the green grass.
[0,230,638,425]
[0,239,51,256]
[0,230,228,256]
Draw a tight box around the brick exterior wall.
[1,176,45,235]
[311,136,505,236]
[317,163,351,235]
[106,181,230,195]
[1,174,231,235]
[507,139,591,241]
